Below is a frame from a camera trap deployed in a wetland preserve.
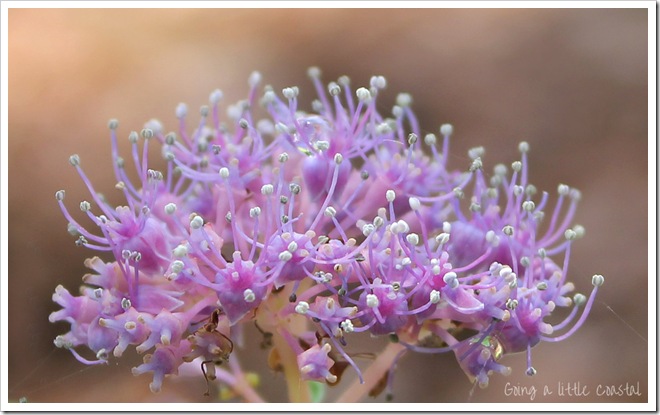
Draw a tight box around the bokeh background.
[7,7,650,404]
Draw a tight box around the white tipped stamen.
[249,207,261,218]
[526,367,537,376]
[440,123,453,136]
[171,260,184,274]
[279,251,293,262]
[366,294,379,308]
[396,93,412,107]
[424,133,437,146]
[443,272,459,289]
[522,201,535,212]
[287,241,298,253]
[564,229,576,240]
[592,274,604,287]
[190,215,203,229]
[536,281,548,291]
[408,197,421,211]
[435,233,450,244]
[502,225,514,236]
[173,244,188,258]
[511,161,522,172]
[69,154,81,166]
[176,103,188,119]
[340,319,354,333]
[79,201,91,212]
[248,71,262,87]
[356,87,371,102]
[295,301,309,314]
[573,293,586,306]
[324,206,337,218]
[164,203,177,215]
[334,153,343,165]
[328,82,341,96]
[261,184,274,195]
[519,141,530,153]
[406,233,419,245]
[386,189,396,203]
[219,167,230,179]
[55,190,65,201]
[243,289,256,303]
[430,290,441,304]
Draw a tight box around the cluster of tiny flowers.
[50,68,604,397]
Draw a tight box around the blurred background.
[8,7,649,404]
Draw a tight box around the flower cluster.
[50,69,603,399]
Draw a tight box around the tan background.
[8,8,649,403]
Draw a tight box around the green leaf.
[308,381,326,403]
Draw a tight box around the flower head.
[50,69,603,399]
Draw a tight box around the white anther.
[453,187,464,198]
[520,256,530,267]
[443,272,459,289]
[295,301,310,314]
[107,119,119,130]
[287,241,298,253]
[262,90,277,105]
[248,71,262,87]
[469,202,481,212]
[366,294,379,308]
[406,233,419,245]
[526,367,537,376]
[279,251,293,262]
[283,87,299,100]
[121,297,132,310]
[391,220,410,234]
[334,153,343,165]
[499,266,513,278]
[324,206,337,218]
[430,290,441,304]
[307,66,321,78]
[557,184,570,196]
[522,201,535,212]
[175,103,188,119]
[573,293,586,306]
[511,161,522,172]
[340,319,354,333]
[173,244,188,258]
[506,298,519,310]
[409,197,421,211]
[468,146,485,160]
[386,189,396,203]
[93,288,103,298]
[592,274,604,287]
[573,224,586,238]
[401,257,412,267]
[219,167,230,179]
[373,216,384,228]
[356,87,371,102]
[55,190,65,201]
[519,141,530,153]
[359,223,374,237]
[536,281,548,291]
[564,229,576,240]
[375,122,393,135]
[435,233,450,244]
[502,225,514,236]
[537,248,547,258]
[164,203,177,215]
[190,215,203,229]
[69,154,80,166]
[141,128,154,139]
[396,93,412,107]
[79,201,91,212]
[243,289,256,303]
[513,185,524,197]
[408,133,418,145]
[171,260,184,273]
[432,264,441,275]
[314,140,330,151]
[249,207,261,218]
[328,82,341,96]
[238,118,249,129]
[208,89,223,105]
[261,184,274,195]
[424,133,437,146]
[440,123,453,136]
[370,75,387,89]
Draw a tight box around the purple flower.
[50,68,603,400]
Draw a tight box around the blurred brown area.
[8,8,649,404]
